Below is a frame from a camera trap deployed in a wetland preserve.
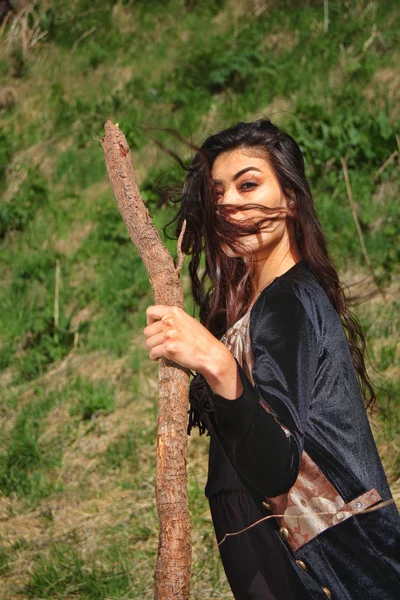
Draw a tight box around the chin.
[221,241,260,259]
[221,241,253,258]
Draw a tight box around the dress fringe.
[187,373,215,436]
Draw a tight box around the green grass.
[0,0,398,597]
[0,388,63,503]
[25,544,133,599]
[101,429,138,472]
[0,544,11,576]
[68,377,116,421]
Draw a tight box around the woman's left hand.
[144,305,226,375]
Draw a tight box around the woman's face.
[211,148,295,260]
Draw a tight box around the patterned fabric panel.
[264,442,382,551]
[221,310,255,384]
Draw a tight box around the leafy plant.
[0,167,49,238]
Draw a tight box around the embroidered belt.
[265,450,383,551]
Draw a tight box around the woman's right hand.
[144,304,242,399]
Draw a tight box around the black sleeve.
[210,284,319,498]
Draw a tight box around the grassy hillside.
[0,1,399,597]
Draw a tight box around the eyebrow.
[213,166,262,186]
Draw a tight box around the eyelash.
[240,181,257,191]
[214,181,257,198]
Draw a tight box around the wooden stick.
[101,121,191,599]
[340,157,385,300]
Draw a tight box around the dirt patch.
[263,29,300,53]
[372,179,399,206]
[11,138,60,181]
[340,268,400,306]
[329,64,345,93]
[371,66,400,96]
[0,366,15,389]
[70,257,98,290]
[69,302,96,332]
[72,351,130,384]
[53,222,95,256]
[363,65,400,117]
[213,1,273,35]
[57,408,139,479]
[112,4,138,36]
[0,486,144,552]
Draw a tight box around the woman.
[143,119,400,599]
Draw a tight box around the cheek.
[247,220,287,249]
[260,182,287,210]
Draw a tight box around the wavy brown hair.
[169,118,376,412]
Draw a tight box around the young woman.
[143,119,400,599]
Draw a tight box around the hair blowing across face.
[169,118,376,412]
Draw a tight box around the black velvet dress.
[189,261,400,600]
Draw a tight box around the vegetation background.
[0,0,399,597]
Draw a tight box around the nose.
[219,185,241,206]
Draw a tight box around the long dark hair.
[170,118,376,412]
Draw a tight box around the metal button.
[262,501,272,511]
[355,502,362,509]
[279,527,289,541]
[322,587,332,599]
[295,559,307,572]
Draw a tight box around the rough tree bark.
[101,120,191,599]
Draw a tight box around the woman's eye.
[240,181,257,191]
[214,189,223,198]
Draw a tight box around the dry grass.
[363,63,400,118]
[53,222,95,257]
